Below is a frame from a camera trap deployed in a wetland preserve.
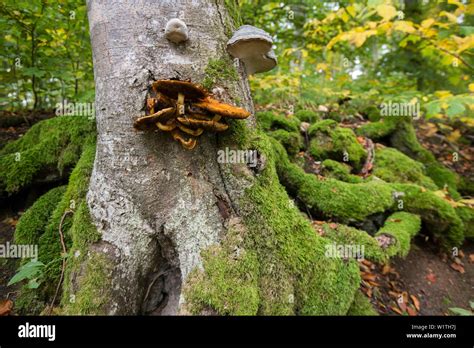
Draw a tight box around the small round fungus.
[165,18,189,44]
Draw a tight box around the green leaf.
[448,307,473,316]
[8,260,44,286]
[446,101,465,118]
[424,101,441,118]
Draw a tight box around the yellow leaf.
[434,90,453,99]
[447,129,461,142]
[440,11,458,23]
[421,18,435,28]
[376,4,397,22]
[393,21,416,33]
[341,11,350,23]
[469,83,474,92]
[448,0,465,10]
[346,5,356,17]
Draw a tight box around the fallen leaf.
[329,223,338,229]
[0,299,13,316]
[368,281,381,287]
[361,272,377,281]
[382,264,391,275]
[388,291,399,299]
[391,306,403,315]
[407,306,417,316]
[398,300,407,313]
[469,254,474,263]
[450,263,465,274]
[410,295,420,311]
[426,272,437,283]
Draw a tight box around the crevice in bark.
[141,231,182,315]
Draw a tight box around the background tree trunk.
[84,0,253,315]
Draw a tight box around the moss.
[322,223,387,263]
[223,0,242,35]
[375,212,421,257]
[14,186,66,246]
[275,144,394,223]
[356,118,398,140]
[390,121,461,199]
[61,250,112,315]
[268,129,302,156]
[373,147,437,189]
[185,132,361,315]
[295,110,319,123]
[391,183,464,248]
[0,116,95,194]
[13,141,96,311]
[347,290,379,316]
[202,58,239,90]
[184,230,260,315]
[456,206,474,239]
[363,105,382,122]
[308,120,367,170]
[321,159,363,183]
[256,111,300,133]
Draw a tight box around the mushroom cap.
[226,25,273,59]
[165,18,188,43]
[152,80,208,100]
[194,97,251,119]
[242,49,277,75]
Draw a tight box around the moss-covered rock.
[373,147,437,189]
[347,290,378,316]
[256,111,303,155]
[308,120,367,170]
[375,212,421,257]
[0,116,95,194]
[456,206,474,239]
[356,118,398,140]
[256,111,300,132]
[295,109,319,123]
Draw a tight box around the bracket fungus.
[134,80,250,150]
[226,25,277,75]
[165,18,189,44]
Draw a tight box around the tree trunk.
[84,0,253,315]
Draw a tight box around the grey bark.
[85,0,254,314]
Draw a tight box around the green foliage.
[0,0,94,110]
[8,260,45,289]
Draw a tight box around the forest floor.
[0,110,472,316]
